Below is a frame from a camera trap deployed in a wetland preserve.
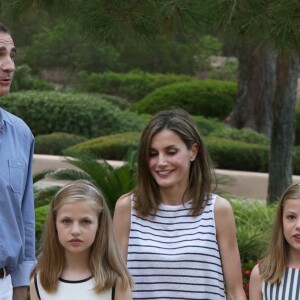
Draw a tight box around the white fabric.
[0,275,13,300]
[128,194,226,299]
[36,273,112,300]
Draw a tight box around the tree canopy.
[7,0,300,203]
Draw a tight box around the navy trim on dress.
[34,273,41,300]
[112,286,115,300]
[58,276,93,284]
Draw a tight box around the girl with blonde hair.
[250,183,300,299]
[30,179,133,300]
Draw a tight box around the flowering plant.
[242,260,256,299]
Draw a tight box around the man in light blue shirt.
[0,23,35,300]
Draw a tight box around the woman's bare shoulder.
[115,193,132,210]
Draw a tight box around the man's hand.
[13,286,28,300]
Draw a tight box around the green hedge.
[131,80,237,119]
[64,131,271,172]
[208,127,269,145]
[65,132,141,160]
[205,137,269,172]
[76,70,196,102]
[35,132,87,155]
[192,115,226,136]
[0,91,143,138]
[96,94,131,110]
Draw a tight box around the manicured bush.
[35,132,87,155]
[65,132,141,160]
[97,94,131,109]
[60,130,300,175]
[193,115,269,144]
[131,80,237,119]
[209,127,270,145]
[76,70,196,102]
[205,137,269,172]
[0,91,144,138]
[192,115,226,136]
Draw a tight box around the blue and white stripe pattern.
[127,194,226,300]
[262,267,300,300]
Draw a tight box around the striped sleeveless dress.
[127,194,226,300]
[262,267,300,299]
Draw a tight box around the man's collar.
[0,108,13,133]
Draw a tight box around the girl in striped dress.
[250,183,300,300]
[114,108,246,300]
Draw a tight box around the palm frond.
[33,152,138,213]
[33,169,56,183]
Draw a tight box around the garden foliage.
[0,91,143,138]
[76,70,195,102]
[131,80,237,119]
[35,132,87,155]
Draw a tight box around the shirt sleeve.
[11,137,36,287]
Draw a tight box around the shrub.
[192,115,226,136]
[205,137,269,172]
[35,132,87,155]
[209,127,270,145]
[76,70,196,102]
[131,80,237,119]
[0,91,144,138]
[231,199,277,299]
[65,130,273,173]
[35,204,49,248]
[65,132,141,160]
[11,64,54,92]
[207,59,238,82]
[232,199,276,263]
[97,94,131,109]
[66,130,274,174]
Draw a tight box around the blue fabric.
[0,108,35,287]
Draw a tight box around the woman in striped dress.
[114,108,246,300]
[250,183,300,300]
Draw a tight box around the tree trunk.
[267,52,299,204]
[226,43,276,137]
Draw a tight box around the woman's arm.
[249,264,263,300]
[113,194,132,262]
[215,196,246,300]
[114,277,132,300]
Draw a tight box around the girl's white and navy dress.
[262,267,300,299]
[34,273,115,300]
[127,194,226,300]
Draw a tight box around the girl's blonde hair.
[134,108,214,216]
[31,179,133,292]
[260,183,300,283]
